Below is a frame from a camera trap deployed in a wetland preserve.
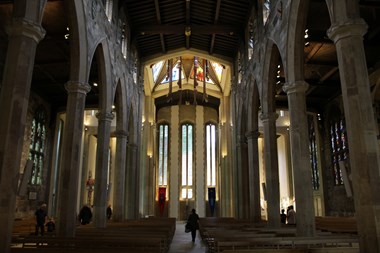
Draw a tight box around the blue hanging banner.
[208,187,216,216]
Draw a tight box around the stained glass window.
[206,123,217,186]
[181,124,193,199]
[158,124,169,186]
[29,107,47,185]
[308,115,319,190]
[330,117,348,185]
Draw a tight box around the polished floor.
[168,221,207,253]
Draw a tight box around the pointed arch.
[286,0,310,82]
[88,41,114,113]
[67,0,88,82]
[261,39,283,114]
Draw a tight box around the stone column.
[57,81,91,236]
[0,8,46,251]
[260,112,280,228]
[245,130,261,222]
[283,81,315,236]
[112,130,128,221]
[236,135,249,219]
[126,143,138,219]
[93,112,114,228]
[328,19,380,253]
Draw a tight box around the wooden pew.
[315,217,357,234]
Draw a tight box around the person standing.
[280,209,287,224]
[106,204,112,220]
[287,205,296,225]
[187,209,199,242]
[78,204,93,225]
[35,203,47,236]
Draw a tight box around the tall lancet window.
[330,116,348,186]
[158,124,169,186]
[181,124,193,199]
[29,107,47,185]
[206,123,217,187]
[308,115,319,190]
[121,22,128,59]
[263,0,270,24]
[105,0,113,22]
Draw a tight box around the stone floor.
[168,221,207,253]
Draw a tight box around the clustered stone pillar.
[245,130,261,222]
[260,112,280,228]
[328,19,380,253]
[93,112,114,228]
[112,130,128,221]
[126,143,139,219]
[283,81,315,236]
[57,81,91,237]
[0,5,46,251]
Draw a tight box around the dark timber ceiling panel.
[123,0,252,61]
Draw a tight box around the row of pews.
[199,217,359,253]
[11,217,176,253]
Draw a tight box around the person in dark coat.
[187,209,200,242]
[35,203,47,236]
[106,204,112,220]
[79,204,92,225]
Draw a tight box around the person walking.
[187,209,199,242]
[35,203,47,236]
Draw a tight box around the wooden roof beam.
[209,0,221,55]
[154,0,166,53]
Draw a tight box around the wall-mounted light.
[93,82,98,87]
[64,27,69,40]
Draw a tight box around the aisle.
[168,221,207,253]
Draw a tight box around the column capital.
[327,18,368,43]
[9,18,46,43]
[65,81,91,94]
[96,112,114,122]
[260,112,279,122]
[114,130,128,139]
[245,130,260,140]
[283,81,309,94]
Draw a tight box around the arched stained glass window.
[330,117,348,185]
[158,124,169,186]
[308,115,319,190]
[181,124,193,199]
[29,107,47,185]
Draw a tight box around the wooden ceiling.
[123,0,253,61]
[0,0,379,115]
